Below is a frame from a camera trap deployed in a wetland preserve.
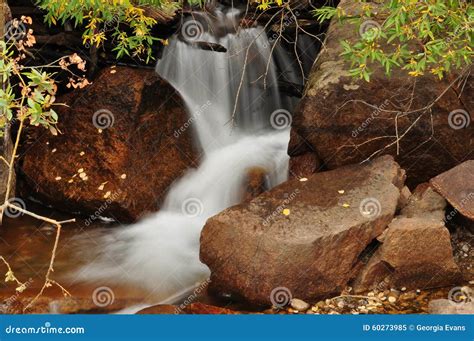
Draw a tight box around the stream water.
[67,7,301,307]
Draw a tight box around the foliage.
[0,17,87,136]
[35,0,203,62]
[312,0,473,81]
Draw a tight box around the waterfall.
[73,7,300,303]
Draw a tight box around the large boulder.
[200,155,404,305]
[21,67,198,223]
[288,0,473,187]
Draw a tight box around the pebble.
[120,173,127,179]
[462,244,469,252]
[55,176,62,181]
[290,298,310,312]
[388,296,397,303]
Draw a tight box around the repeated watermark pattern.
[92,109,115,130]
[448,286,472,306]
[174,279,211,314]
[84,190,123,227]
[359,20,382,40]
[4,198,26,219]
[4,19,27,42]
[181,19,204,42]
[262,189,300,226]
[270,286,292,308]
[174,100,212,138]
[92,286,115,307]
[448,109,471,130]
[270,109,292,130]
[359,197,382,219]
[181,198,204,218]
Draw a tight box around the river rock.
[288,0,473,187]
[200,155,404,305]
[430,160,474,220]
[400,183,447,221]
[353,216,461,293]
[20,66,198,223]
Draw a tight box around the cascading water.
[73,7,302,303]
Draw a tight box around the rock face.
[288,0,473,187]
[21,67,198,223]
[200,155,404,305]
[353,216,461,293]
[430,160,474,220]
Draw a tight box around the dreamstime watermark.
[443,190,474,224]
[448,109,471,130]
[359,197,382,219]
[270,286,292,308]
[5,322,85,335]
[181,19,204,42]
[92,286,115,307]
[4,19,27,42]
[92,109,115,130]
[262,189,300,226]
[4,197,26,218]
[359,20,382,40]
[270,109,292,130]
[174,100,212,138]
[84,14,120,49]
[448,286,472,306]
[181,198,204,218]
[84,189,123,226]
[3,278,34,308]
[174,279,211,314]
[264,10,301,48]
[352,99,391,138]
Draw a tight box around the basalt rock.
[288,0,473,187]
[200,155,404,305]
[21,66,198,223]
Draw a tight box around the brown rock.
[288,153,321,179]
[136,304,178,314]
[243,167,268,202]
[183,303,240,314]
[400,183,447,220]
[288,0,473,187]
[430,160,474,220]
[21,66,198,223]
[353,216,462,293]
[200,155,404,305]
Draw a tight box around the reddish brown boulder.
[200,155,404,305]
[400,183,447,221]
[353,217,461,293]
[430,160,474,220]
[288,0,473,187]
[21,66,198,223]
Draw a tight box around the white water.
[73,8,298,303]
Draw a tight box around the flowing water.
[71,8,300,305]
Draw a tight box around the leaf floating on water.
[282,208,291,216]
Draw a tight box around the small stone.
[120,173,127,179]
[290,298,310,311]
[52,148,57,153]
[80,151,85,156]
[299,178,308,182]
[55,176,62,181]
[462,244,469,252]
[388,296,396,303]
[98,129,103,134]
[78,168,84,173]
[79,172,87,179]
[401,287,407,291]
[338,190,345,194]
[68,179,74,183]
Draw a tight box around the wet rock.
[428,299,474,314]
[288,0,473,187]
[353,216,462,293]
[288,153,321,179]
[201,155,404,305]
[243,167,268,201]
[290,298,310,311]
[136,304,178,314]
[21,66,198,223]
[430,160,474,220]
